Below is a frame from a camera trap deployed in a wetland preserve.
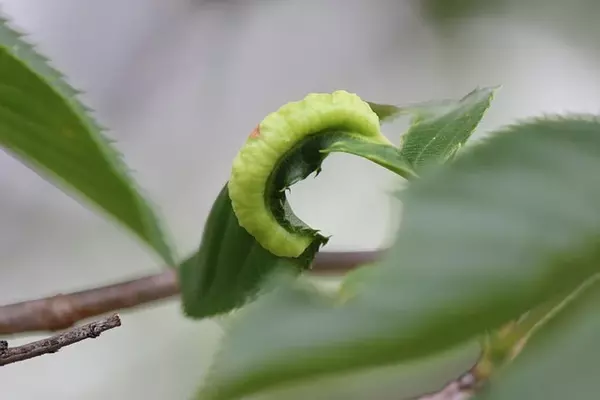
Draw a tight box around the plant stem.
[0,314,121,366]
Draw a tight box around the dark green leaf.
[397,86,496,169]
[321,137,417,180]
[179,184,324,319]
[0,14,174,264]
[367,87,496,169]
[476,277,600,400]
[197,116,600,400]
[181,132,415,319]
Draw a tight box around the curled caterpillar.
[228,90,391,258]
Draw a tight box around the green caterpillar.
[228,90,391,258]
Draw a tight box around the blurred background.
[1,0,600,398]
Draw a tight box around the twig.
[416,370,479,400]
[0,250,380,335]
[0,314,121,366]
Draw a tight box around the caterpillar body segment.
[228,90,390,257]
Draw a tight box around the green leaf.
[420,0,503,24]
[181,133,415,319]
[197,116,600,400]
[397,87,496,169]
[0,15,174,264]
[367,98,460,124]
[369,87,496,168]
[179,184,324,319]
[475,277,600,400]
[248,339,479,400]
[320,136,417,180]
[366,102,403,123]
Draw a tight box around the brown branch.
[0,269,179,335]
[0,314,121,366]
[0,250,381,335]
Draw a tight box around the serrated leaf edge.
[0,10,175,264]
